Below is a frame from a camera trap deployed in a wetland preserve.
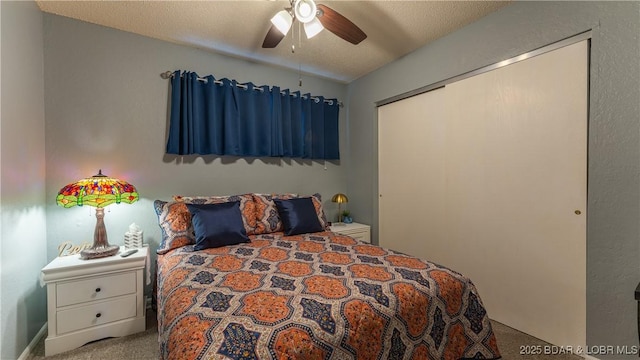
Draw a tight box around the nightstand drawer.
[56,294,137,335]
[57,272,136,307]
[330,222,371,243]
[343,231,369,243]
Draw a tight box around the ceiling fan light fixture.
[304,17,323,39]
[294,0,317,24]
[271,9,293,35]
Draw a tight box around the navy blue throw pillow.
[186,201,250,250]
[274,197,324,236]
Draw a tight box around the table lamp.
[331,193,348,224]
[56,170,139,260]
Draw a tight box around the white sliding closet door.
[378,41,587,348]
[378,87,448,252]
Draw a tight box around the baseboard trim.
[17,322,47,360]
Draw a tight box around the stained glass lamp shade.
[57,170,139,260]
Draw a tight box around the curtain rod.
[161,71,343,107]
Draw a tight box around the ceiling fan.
[262,0,367,48]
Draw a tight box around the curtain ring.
[314,97,321,103]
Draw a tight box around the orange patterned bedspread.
[156,231,501,360]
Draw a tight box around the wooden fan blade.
[316,4,366,45]
[262,24,286,48]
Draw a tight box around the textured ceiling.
[36,0,511,83]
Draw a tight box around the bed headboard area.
[153,192,328,254]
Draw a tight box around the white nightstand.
[330,222,371,243]
[41,246,147,356]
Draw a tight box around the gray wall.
[0,1,48,359]
[347,1,640,354]
[43,15,348,268]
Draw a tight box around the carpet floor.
[25,313,581,360]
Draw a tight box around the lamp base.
[81,208,118,260]
[80,244,119,260]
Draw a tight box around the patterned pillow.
[154,200,195,255]
[253,193,329,234]
[252,193,298,234]
[173,194,258,235]
[309,193,329,230]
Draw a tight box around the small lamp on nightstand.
[56,170,139,260]
[331,193,348,224]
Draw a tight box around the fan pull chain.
[299,63,303,87]
[291,22,302,87]
[298,21,302,49]
[290,20,296,54]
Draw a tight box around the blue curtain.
[166,71,340,160]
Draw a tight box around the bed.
[154,193,501,360]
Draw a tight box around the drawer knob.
[95,287,101,293]
[96,313,102,318]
